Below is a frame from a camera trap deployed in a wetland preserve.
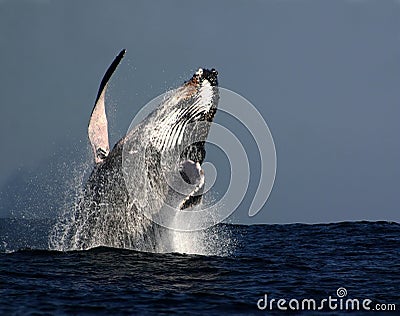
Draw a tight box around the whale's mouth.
[147,68,219,210]
[175,69,219,209]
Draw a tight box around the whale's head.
[121,68,219,212]
[149,68,219,163]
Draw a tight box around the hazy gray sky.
[0,0,399,223]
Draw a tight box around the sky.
[0,0,399,223]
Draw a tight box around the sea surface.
[1,219,399,315]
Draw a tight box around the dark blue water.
[1,219,399,315]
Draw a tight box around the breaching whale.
[52,49,219,251]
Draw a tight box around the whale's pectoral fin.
[178,160,205,210]
[88,49,126,164]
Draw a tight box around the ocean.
[1,219,399,315]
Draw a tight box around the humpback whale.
[53,50,219,251]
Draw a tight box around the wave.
[1,218,398,254]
